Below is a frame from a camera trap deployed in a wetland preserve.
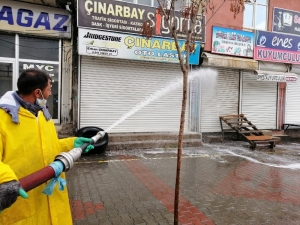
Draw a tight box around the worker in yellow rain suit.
[0,69,94,224]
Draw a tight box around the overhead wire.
[0,42,58,60]
[0,37,73,50]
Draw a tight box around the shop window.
[243,0,268,30]
[19,36,59,61]
[0,34,15,58]
[129,0,187,9]
[137,0,152,6]
[0,63,13,98]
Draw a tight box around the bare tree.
[142,0,249,224]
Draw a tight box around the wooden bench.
[283,124,300,132]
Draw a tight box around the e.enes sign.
[77,0,206,43]
[254,30,300,64]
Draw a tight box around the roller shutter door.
[285,75,300,124]
[241,71,277,129]
[80,56,189,133]
[200,68,239,132]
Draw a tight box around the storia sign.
[77,0,206,43]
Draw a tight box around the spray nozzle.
[91,131,106,143]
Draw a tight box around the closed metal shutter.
[285,75,300,123]
[258,61,287,72]
[79,56,189,133]
[241,71,277,129]
[200,67,239,132]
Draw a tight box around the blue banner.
[254,30,300,64]
[212,26,254,57]
[255,30,300,52]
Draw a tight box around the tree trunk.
[174,68,188,225]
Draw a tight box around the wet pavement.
[66,141,300,225]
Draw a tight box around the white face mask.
[36,90,47,107]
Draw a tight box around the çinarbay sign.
[77,0,206,43]
[78,28,201,64]
[0,0,71,38]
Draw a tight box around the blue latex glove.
[74,137,94,153]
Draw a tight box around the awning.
[201,52,258,70]
[254,70,298,82]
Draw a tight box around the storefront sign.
[21,63,58,82]
[272,7,300,36]
[0,0,71,38]
[254,30,300,64]
[77,0,205,43]
[78,28,200,64]
[212,26,254,57]
[257,74,297,82]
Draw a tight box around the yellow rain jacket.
[0,91,76,225]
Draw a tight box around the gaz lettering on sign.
[0,0,71,38]
[77,0,205,43]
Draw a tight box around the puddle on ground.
[96,141,300,170]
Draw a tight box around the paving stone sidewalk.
[67,142,300,225]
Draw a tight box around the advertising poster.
[77,0,206,43]
[273,7,300,36]
[78,28,201,64]
[212,26,254,57]
[254,30,300,64]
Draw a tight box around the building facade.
[197,0,300,136]
[3,0,300,137]
[75,0,205,133]
[0,0,72,124]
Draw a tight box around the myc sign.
[77,0,205,43]
[212,26,254,58]
[273,7,300,36]
[78,28,201,64]
[0,0,71,38]
[254,30,300,64]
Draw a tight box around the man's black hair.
[17,69,51,95]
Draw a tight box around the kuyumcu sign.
[0,0,71,38]
[254,30,300,64]
[78,28,201,64]
[77,0,206,43]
